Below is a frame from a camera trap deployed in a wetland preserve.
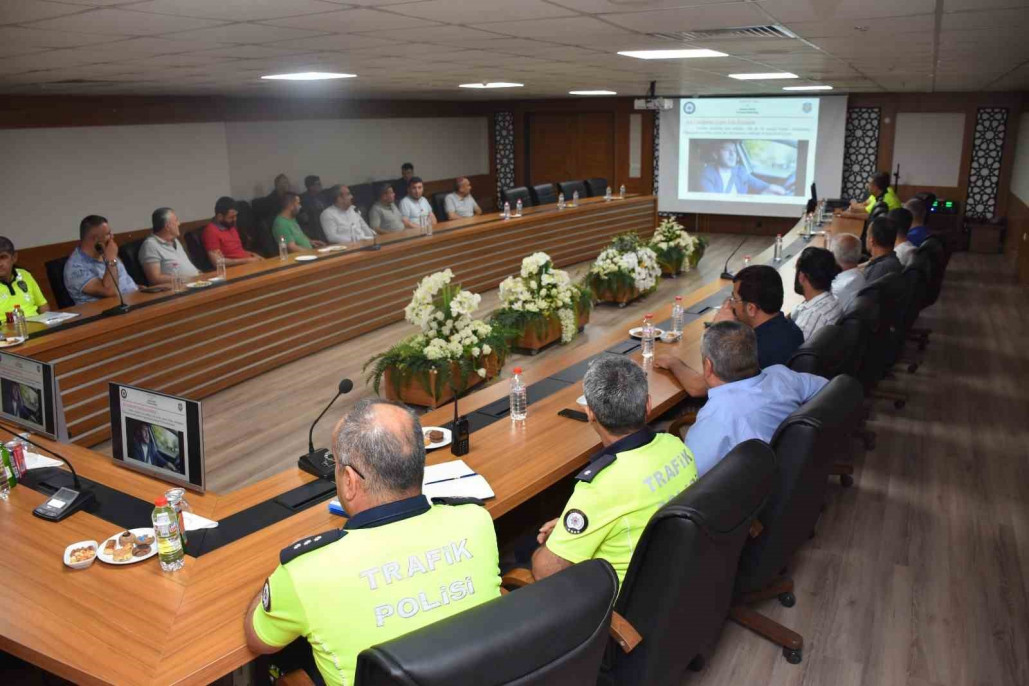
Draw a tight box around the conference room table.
[13,194,656,448]
[0,214,818,685]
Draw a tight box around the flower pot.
[512,314,562,352]
[382,355,497,408]
[659,255,685,277]
[577,307,590,331]
[593,282,642,305]
[688,243,706,269]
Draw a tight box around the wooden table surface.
[0,215,812,686]
[17,195,655,448]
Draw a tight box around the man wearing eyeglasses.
[244,399,502,686]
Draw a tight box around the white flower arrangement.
[588,233,661,296]
[494,252,590,345]
[648,217,698,274]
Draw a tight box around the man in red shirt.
[202,197,262,266]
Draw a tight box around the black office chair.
[118,238,146,285]
[530,183,558,206]
[183,229,213,273]
[350,183,376,217]
[730,375,865,664]
[558,180,587,201]
[897,253,932,373]
[855,273,908,401]
[500,186,532,210]
[585,177,609,198]
[787,324,848,379]
[45,257,75,310]
[234,200,259,253]
[599,439,776,684]
[908,235,948,349]
[431,191,450,222]
[355,560,618,686]
[838,294,878,381]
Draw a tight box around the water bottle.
[742,255,752,269]
[278,235,289,261]
[557,192,566,209]
[509,367,527,422]
[641,314,655,359]
[773,234,783,262]
[515,198,522,217]
[0,443,17,500]
[152,496,185,572]
[171,263,183,292]
[619,184,626,199]
[672,296,684,337]
[424,212,433,237]
[572,190,579,206]
[12,305,27,341]
[503,201,511,219]
[216,253,227,281]
[604,186,612,201]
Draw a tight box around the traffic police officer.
[245,399,502,686]
[533,356,698,585]
[0,237,48,318]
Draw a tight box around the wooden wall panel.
[1008,193,1029,284]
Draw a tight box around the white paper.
[23,451,62,470]
[182,511,218,531]
[26,311,78,325]
[423,460,474,484]
[422,475,495,501]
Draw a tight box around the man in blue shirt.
[64,215,139,305]
[673,321,827,476]
[698,141,787,196]
[904,198,929,247]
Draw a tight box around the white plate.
[660,331,681,343]
[208,276,225,282]
[629,327,665,339]
[96,528,158,566]
[295,255,318,262]
[576,395,587,407]
[64,540,98,570]
[185,280,213,289]
[423,426,452,450]
[317,245,347,253]
[0,337,25,348]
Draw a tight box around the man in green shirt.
[272,192,325,253]
[533,356,698,585]
[0,236,48,318]
[849,171,901,214]
[245,399,502,686]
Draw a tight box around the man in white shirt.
[829,233,866,314]
[139,207,200,286]
[320,185,374,244]
[889,207,916,267]
[444,177,482,219]
[398,177,436,230]
[790,246,843,340]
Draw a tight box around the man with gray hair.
[533,356,697,585]
[678,321,827,477]
[829,232,866,313]
[245,398,501,686]
[138,207,200,286]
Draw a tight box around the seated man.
[0,237,48,317]
[889,207,916,267]
[298,175,329,242]
[64,215,139,305]
[848,171,901,214]
[444,177,482,219]
[398,177,436,230]
[320,185,375,244]
[138,208,200,286]
[862,216,903,282]
[790,246,842,340]
[829,233,866,313]
[683,321,828,476]
[699,140,786,195]
[369,184,406,233]
[532,356,697,585]
[245,399,501,686]
[272,192,326,253]
[904,198,929,247]
[202,197,262,266]
[392,162,415,201]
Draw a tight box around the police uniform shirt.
[546,428,698,585]
[0,268,47,318]
[250,495,501,686]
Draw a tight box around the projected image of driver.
[700,140,787,196]
[127,418,185,476]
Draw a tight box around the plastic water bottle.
[152,496,185,572]
[216,253,227,280]
[0,444,17,500]
[773,234,783,262]
[641,314,655,359]
[604,186,612,201]
[572,190,579,206]
[171,263,183,292]
[619,184,626,199]
[424,213,433,237]
[12,305,27,341]
[509,367,527,422]
[672,296,684,337]
[278,235,288,261]
[742,255,752,269]
[503,201,511,219]
[515,198,522,216]
[557,193,566,209]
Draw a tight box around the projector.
[634,97,674,111]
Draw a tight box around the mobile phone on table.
[558,409,589,422]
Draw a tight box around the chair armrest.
[610,611,643,653]
[667,410,698,438]
[501,567,536,590]
[278,670,315,686]
[749,519,764,538]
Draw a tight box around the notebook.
[329,460,494,516]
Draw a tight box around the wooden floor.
[686,251,1029,686]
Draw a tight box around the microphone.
[7,428,96,521]
[720,238,748,281]
[297,378,353,481]
[99,244,130,317]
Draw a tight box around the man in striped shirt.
[790,247,843,340]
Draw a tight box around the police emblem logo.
[262,580,271,612]
[564,509,588,535]
[802,102,813,113]
[683,101,696,115]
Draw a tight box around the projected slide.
[678,98,819,206]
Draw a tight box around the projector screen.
[658,96,848,218]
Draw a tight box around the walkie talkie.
[450,387,470,456]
